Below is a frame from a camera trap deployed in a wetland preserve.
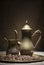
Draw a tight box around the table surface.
[0,51,44,65]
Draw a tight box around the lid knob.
[26,20,28,24]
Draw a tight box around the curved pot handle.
[14,29,18,40]
[32,29,42,48]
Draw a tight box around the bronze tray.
[0,54,44,63]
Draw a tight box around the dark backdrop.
[0,0,44,51]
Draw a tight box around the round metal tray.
[0,54,44,63]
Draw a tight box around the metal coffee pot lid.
[22,20,32,30]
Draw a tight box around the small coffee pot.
[18,20,42,55]
[4,30,20,55]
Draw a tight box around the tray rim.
[0,59,44,63]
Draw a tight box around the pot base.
[20,50,33,56]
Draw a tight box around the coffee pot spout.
[32,30,42,48]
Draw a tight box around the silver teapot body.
[19,21,42,55]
